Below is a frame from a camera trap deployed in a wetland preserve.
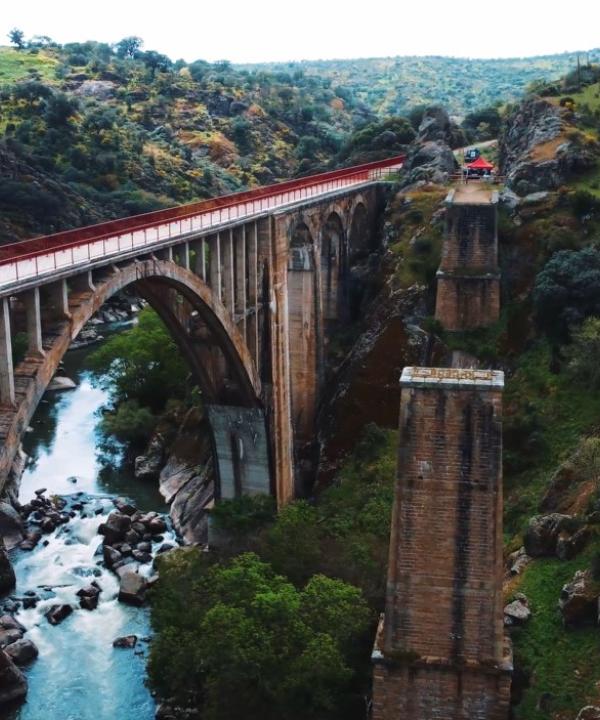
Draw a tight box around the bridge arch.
[320,211,345,325]
[0,258,267,505]
[348,198,371,261]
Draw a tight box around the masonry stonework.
[435,189,501,331]
[372,367,511,720]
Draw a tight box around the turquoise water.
[6,332,169,720]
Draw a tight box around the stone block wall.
[372,662,511,720]
[440,198,498,273]
[435,273,500,331]
[372,367,510,720]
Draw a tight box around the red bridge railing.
[0,154,404,286]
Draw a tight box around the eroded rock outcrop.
[0,538,15,595]
[499,97,599,195]
[399,107,459,187]
[0,649,27,706]
[558,569,600,626]
[523,513,574,557]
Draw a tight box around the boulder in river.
[77,583,101,611]
[47,375,77,392]
[0,537,16,595]
[114,498,137,516]
[5,639,38,666]
[20,530,42,552]
[0,616,25,634]
[113,635,137,649]
[0,502,23,549]
[45,604,73,626]
[103,545,122,569]
[134,434,165,482]
[0,628,23,648]
[98,512,132,544]
[0,648,27,705]
[118,571,147,606]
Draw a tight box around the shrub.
[149,552,370,720]
[566,317,600,389]
[533,247,600,343]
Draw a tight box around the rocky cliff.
[499,97,600,195]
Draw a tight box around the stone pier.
[435,186,500,331]
[371,367,511,720]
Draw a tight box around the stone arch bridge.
[0,155,403,505]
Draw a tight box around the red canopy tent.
[466,156,495,171]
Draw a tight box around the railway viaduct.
[0,156,403,503]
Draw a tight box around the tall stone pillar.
[0,298,15,407]
[372,367,511,720]
[435,188,500,330]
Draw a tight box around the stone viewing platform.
[451,183,497,205]
[400,366,504,389]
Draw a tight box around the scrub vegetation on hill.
[1,33,599,242]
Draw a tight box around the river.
[5,325,170,720]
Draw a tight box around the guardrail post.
[24,287,44,357]
[0,297,15,407]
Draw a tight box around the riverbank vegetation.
[149,424,396,719]
[86,308,190,445]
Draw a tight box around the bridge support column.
[41,279,70,322]
[24,287,44,357]
[371,367,511,720]
[269,215,295,504]
[70,270,95,293]
[209,234,222,301]
[235,226,247,340]
[246,222,259,368]
[206,405,271,500]
[0,298,15,407]
[179,242,191,271]
[189,239,206,281]
[222,230,235,313]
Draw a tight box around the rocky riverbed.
[0,489,179,716]
[0,314,182,720]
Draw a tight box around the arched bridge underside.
[0,155,402,505]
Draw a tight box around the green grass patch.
[504,341,600,537]
[0,46,58,83]
[388,188,446,288]
[512,535,600,719]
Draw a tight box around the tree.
[534,247,600,344]
[8,28,25,49]
[114,36,143,59]
[86,307,188,411]
[149,552,370,720]
[44,92,79,128]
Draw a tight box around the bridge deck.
[0,155,404,294]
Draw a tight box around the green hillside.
[242,50,600,117]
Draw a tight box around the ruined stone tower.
[435,187,500,330]
[371,367,511,720]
